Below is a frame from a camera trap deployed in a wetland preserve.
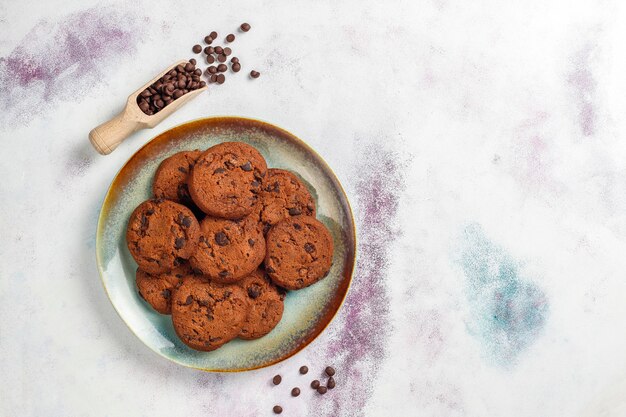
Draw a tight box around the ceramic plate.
[96,117,356,371]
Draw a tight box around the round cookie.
[152,150,202,206]
[171,276,248,351]
[238,269,286,340]
[265,216,334,290]
[189,215,265,283]
[257,169,316,234]
[189,142,267,219]
[126,199,201,274]
[136,263,193,314]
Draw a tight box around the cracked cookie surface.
[126,199,200,274]
[171,276,248,351]
[189,142,267,219]
[152,150,202,207]
[189,215,265,283]
[255,168,316,234]
[238,269,285,340]
[265,216,334,290]
[136,263,193,314]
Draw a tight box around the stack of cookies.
[126,142,334,351]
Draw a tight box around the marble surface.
[1,1,626,416]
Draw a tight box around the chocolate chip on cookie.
[171,276,248,351]
[136,263,192,314]
[126,199,201,274]
[189,215,265,283]
[255,169,316,234]
[238,269,285,340]
[189,142,268,219]
[152,150,202,207]
[265,216,333,290]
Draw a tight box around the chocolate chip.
[215,231,230,246]
[273,405,282,414]
[291,387,300,397]
[299,366,308,374]
[178,166,188,174]
[192,44,202,53]
[216,74,225,84]
[210,31,218,39]
[146,208,154,215]
[209,336,222,342]
[214,46,223,54]
[213,168,226,174]
[189,58,196,65]
[240,23,251,32]
[210,74,218,83]
[185,62,194,72]
[327,377,336,389]
[217,54,227,63]
[243,285,259,300]
[207,55,215,64]
[293,223,302,230]
[250,70,260,78]
[208,66,218,74]
[304,243,315,253]
[272,375,282,385]
[162,289,171,299]
[206,313,214,321]
[240,161,252,171]
[219,270,229,278]
[325,366,335,376]
[223,47,232,56]
[317,386,328,395]
[175,237,186,249]
[288,207,302,216]
[226,34,235,42]
[231,57,239,64]
[182,216,192,227]
[217,63,227,72]
[248,238,255,247]
[192,267,204,275]
[311,380,320,389]
[232,62,241,72]
[251,180,260,187]
[204,35,212,43]
[184,295,193,305]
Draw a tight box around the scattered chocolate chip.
[325,366,335,376]
[182,216,192,227]
[204,35,212,43]
[288,207,302,216]
[247,284,262,299]
[214,46,223,54]
[327,377,336,389]
[311,380,320,389]
[175,237,186,249]
[226,34,235,42]
[293,223,302,230]
[273,405,282,414]
[219,270,229,277]
[217,74,226,84]
[291,387,300,397]
[207,55,215,64]
[231,62,241,72]
[213,167,226,174]
[214,231,230,246]
[248,238,255,247]
[189,58,196,65]
[231,57,239,64]
[217,54,227,63]
[299,366,309,374]
[217,63,228,72]
[178,166,188,174]
[240,23,251,32]
[251,180,260,188]
[272,375,282,385]
[317,386,328,395]
[146,209,154,215]
[304,243,315,253]
[250,70,260,78]
[210,74,218,83]
[208,66,218,74]
[223,47,232,56]
[162,289,171,299]
[210,31,218,39]
[192,44,202,53]
[184,295,193,305]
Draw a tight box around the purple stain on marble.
[0,6,145,127]
[568,43,597,137]
[319,143,405,415]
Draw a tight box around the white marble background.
[1,0,626,416]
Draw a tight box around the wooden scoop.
[89,60,207,155]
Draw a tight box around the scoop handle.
[89,109,142,155]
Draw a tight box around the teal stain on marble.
[458,224,548,366]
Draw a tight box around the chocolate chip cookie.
[238,269,286,340]
[257,169,316,234]
[171,276,248,351]
[152,150,202,206]
[265,216,334,290]
[136,263,193,314]
[189,142,267,219]
[189,215,265,283]
[126,199,201,274]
